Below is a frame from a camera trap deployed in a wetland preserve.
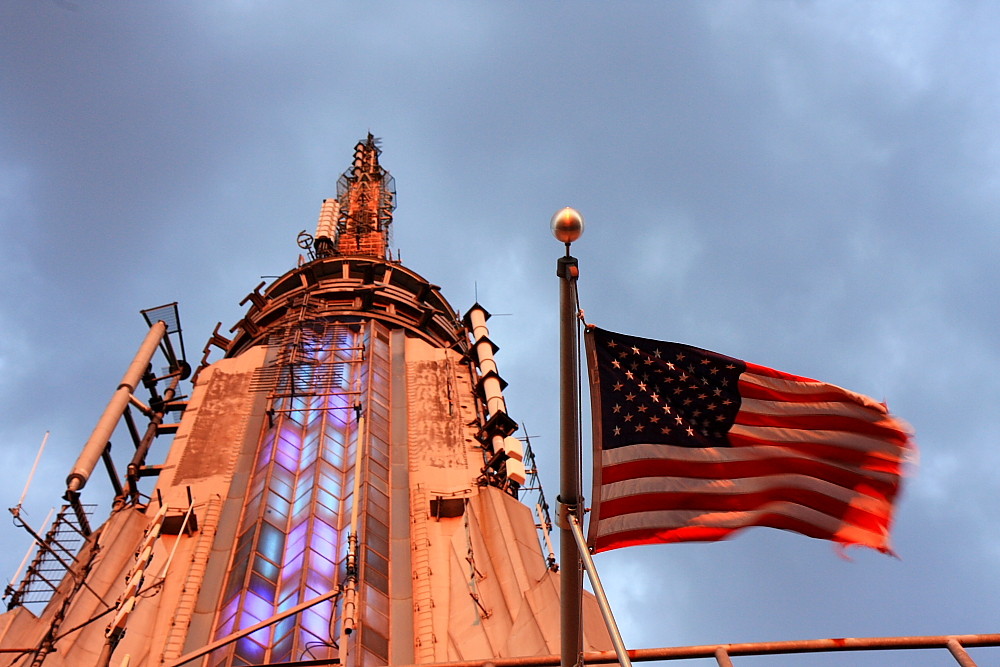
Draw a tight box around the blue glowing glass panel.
[311,518,336,548]
[257,521,285,563]
[252,554,279,583]
[266,493,291,519]
[291,492,312,518]
[270,634,294,663]
[301,607,328,639]
[274,445,300,474]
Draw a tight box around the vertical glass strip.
[211,320,378,665]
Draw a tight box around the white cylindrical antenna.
[316,198,339,240]
[17,431,50,508]
[67,320,167,493]
[466,305,508,417]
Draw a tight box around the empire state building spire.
[0,135,613,667]
[315,133,396,259]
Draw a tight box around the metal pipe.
[7,507,55,596]
[100,443,124,498]
[557,253,582,667]
[159,325,181,373]
[713,647,734,667]
[947,638,978,667]
[535,503,556,566]
[568,514,631,667]
[122,406,142,448]
[288,633,1000,667]
[95,637,115,667]
[128,394,153,417]
[66,321,167,493]
[66,492,93,536]
[343,400,367,635]
[10,510,76,573]
[126,373,180,501]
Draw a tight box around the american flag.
[585,326,914,554]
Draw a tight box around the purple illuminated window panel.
[311,552,337,579]
[311,518,336,547]
[301,607,328,639]
[274,443,301,473]
[266,501,291,526]
[291,493,312,518]
[235,637,267,664]
[248,572,276,603]
[270,634,294,663]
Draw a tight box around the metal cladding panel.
[388,328,415,666]
[401,332,613,663]
[507,573,561,656]
[418,486,613,662]
[162,347,268,490]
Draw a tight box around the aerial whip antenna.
[16,431,49,510]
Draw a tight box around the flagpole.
[568,514,633,667]
[552,207,584,667]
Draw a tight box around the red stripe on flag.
[598,486,891,525]
[593,507,887,553]
[601,474,892,526]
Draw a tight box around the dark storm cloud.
[1,3,998,665]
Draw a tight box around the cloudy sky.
[2,2,998,665]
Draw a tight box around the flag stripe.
[725,431,905,475]
[735,410,909,444]
[593,502,890,552]
[597,443,899,534]
[728,424,905,457]
[739,378,883,408]
[727,427,907,471]
[741,367,890,413]
[739,397,893,424]
[597,494,890,541]
[599,443,901,494]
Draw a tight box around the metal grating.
[4,503,94,610]
[250,320,360,396]
[249,363,347,394]
[142,302,182,334]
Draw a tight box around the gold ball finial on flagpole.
[551,207,584,245]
